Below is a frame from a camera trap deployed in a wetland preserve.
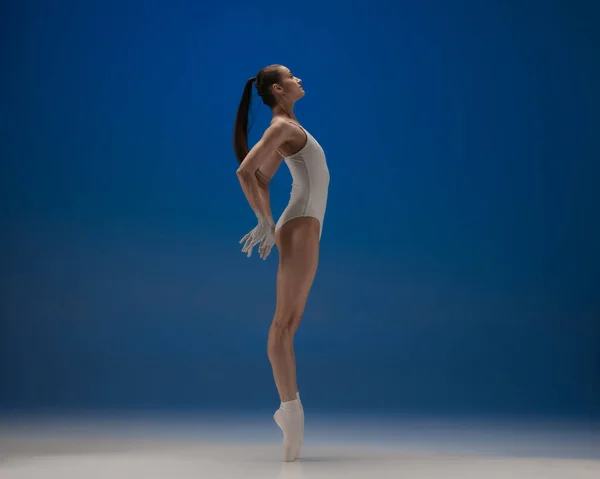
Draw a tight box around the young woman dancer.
[233,64,330,461]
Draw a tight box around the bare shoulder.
[237,118,293,175]
[264,117,295,139]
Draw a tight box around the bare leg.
[269,216,320,461]
[268,217,320,403]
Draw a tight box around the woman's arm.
[236,120,289,223]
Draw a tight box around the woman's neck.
[272,103,296,121]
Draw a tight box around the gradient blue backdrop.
[1,0,598,417]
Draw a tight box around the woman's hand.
[240,215,276,260]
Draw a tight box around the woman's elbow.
[236,167,254,183]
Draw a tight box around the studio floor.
[1,412,598,478]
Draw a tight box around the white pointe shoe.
[274,405,303,462]
[295,400,304,460]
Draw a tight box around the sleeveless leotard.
[275,122,330,239]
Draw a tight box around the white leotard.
[275,122,330,239]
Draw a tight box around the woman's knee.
[269,307,303,340]
[267,319,293,358]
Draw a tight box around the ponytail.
[233,77,256,165]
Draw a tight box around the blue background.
[1,0,598,418]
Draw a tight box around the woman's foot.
[295,392,304,460]
[274,398,303,462]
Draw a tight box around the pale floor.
[0,412,598,479]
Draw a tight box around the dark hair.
[233,64,283,164]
